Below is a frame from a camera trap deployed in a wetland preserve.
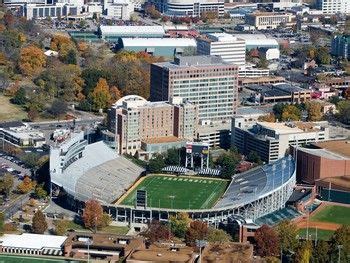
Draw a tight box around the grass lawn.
[298,228,334,241]
[310,205,350,225]
[121,175,229,209]
[0,254,78,262]
[0,95,27,122]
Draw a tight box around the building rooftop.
[201,242,253,263]
[203,32,244,42]
[99,25,165,36]
[257,121,322,135]
[0,233,66,250]
[154,55,232,69]
[121,38,196,47]
[314,140,350,159]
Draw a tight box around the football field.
[120,175,229,209]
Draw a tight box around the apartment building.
[197,33,246,66]
[107,95,198,156]
[317,0,350,14]
[150,55,239,122]
[246,12,293,30]
[231,117,330,163]
[105,0,134,20]
[331,35,350,59]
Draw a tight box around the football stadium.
[50,132,296,224]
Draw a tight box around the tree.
[17,176,35,194]
[90,78,111,110]
[247,151,262,165]
[255,225,280,257]
[330,225,350,262]
[1,173,14,197]
[19,45,46,76]
[0,213,4,236]
[3,11,15,28]
[336,100,350,124]
[81,68,111,96]
[312,240,329,263]
[295,240,312,263]
[64,49,77,65]
[21,152,40,169]
[275,220,299,253]
[329,96,340,105]
[273,103,286,121]
[169,212,191,238]
[316,47,331,65]
[11,87,27,105]
[109,85,122,105]
[306,101,322,121]
[27,107,39,121]
[32,210,48,234]
[82,199,104,231]
[281,105,301,121]
[207,228,231,244]
[145,5,161,19]
[101,213,112,228]
[141,220,172,243]
[148,154,166,173]
[344,87,350,100]
[257,57,268,69]
[185,220,208,246]
[258,113,276,122]
[54,219,69,235]
[165,148,180,166]
[49,99,68,119]
[34,184,47,199]
[50,35,76,62]
[217,152,239,179]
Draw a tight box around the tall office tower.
[150,55,239,122]
[197,33,246,66]
[317,0,350,14]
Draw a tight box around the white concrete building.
[246,12,293,30]
[317,0,350,14]
[22,3,79,19]
[231,118,330,163]
[197,33,246,66]
[105,0,134,19]
[151,0,225,17]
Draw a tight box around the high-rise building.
[317,0,350,14]
[197,33,246,66]
[331,35,350,59]
[107,95,198,156]
[150,55,239,122]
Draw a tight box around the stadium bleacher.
[254,206,302,226]
[162,166,188,174]
[214,156,295,209]
[197,168,221,176]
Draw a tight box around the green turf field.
[310,205,350,225]
[298,228,334,241]
[0,255,78,263]
[121,175,229,209]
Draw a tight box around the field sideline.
[119,174,229,210]
[0,254,76,263]
[310,204,350,226]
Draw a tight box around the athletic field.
[0,255,78,263]
[120,175,229,209]
[298,228,334,241]
[310,205,350,225]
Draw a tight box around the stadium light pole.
[85,238,92,263]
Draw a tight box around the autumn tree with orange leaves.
[82,199,104,231]
[185,220,209,246]
[17,176,35,194]
[90,78,111,110]
[19,45,46,76]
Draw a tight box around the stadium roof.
[0,234,66,250]
[313,140,350,159]
[51,141,145,204]
[121,38,196,47]
[215,156,295,209]
[100,25,165,36]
